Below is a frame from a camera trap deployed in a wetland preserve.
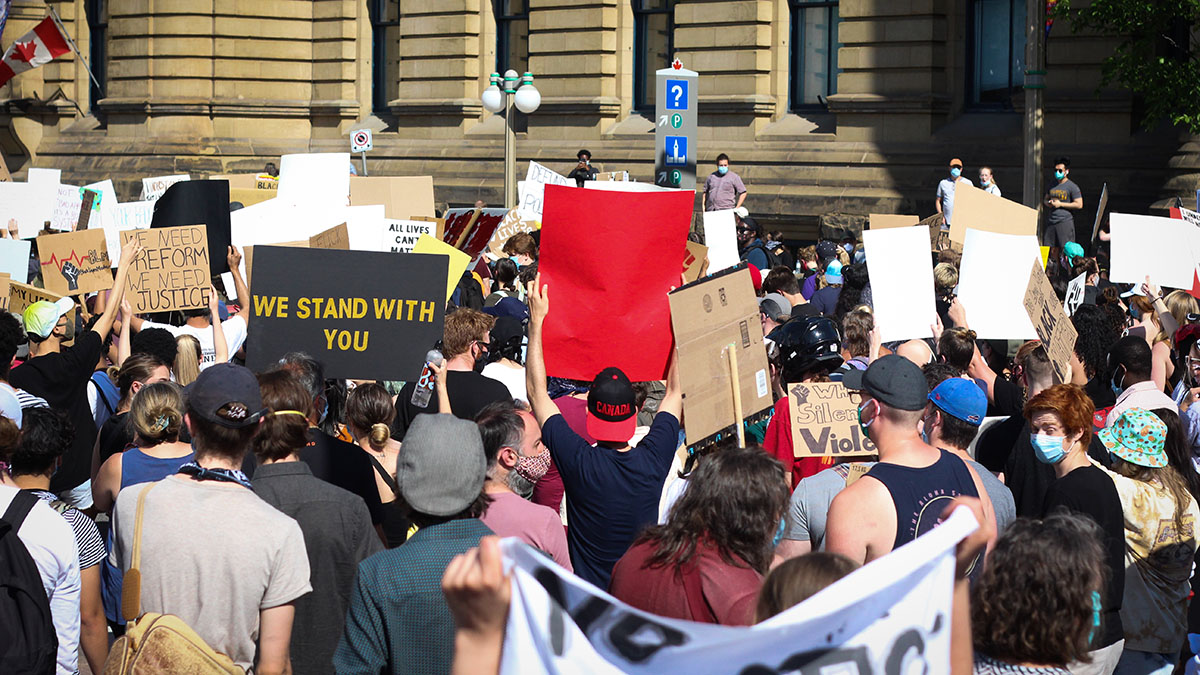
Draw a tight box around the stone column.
[390,0,486,138]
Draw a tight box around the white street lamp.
[481,70,540,208]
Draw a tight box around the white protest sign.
[140,174,190,202]
[102,201,155,262]
[863,226,937,342]
[0,168,59,237]
[1064,271,1087,317]
[50,185,83,231]
[0,238,31,283]
[379,219,437,253]
[1109,213,1199,290]
[517,161,572,221]
[499,507,977,675]
[277,153,351,208]
[957,228,1039,339]
[83,179,118,232]
[702,209,739,273]
[226,199,356,290]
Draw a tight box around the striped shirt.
[28,489,106,568]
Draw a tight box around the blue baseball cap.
[825,259,844,285]
[928,378,986,426]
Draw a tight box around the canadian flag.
[0,17,70,88]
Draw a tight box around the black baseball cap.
[586,367,636,443]
[841,354,929,411]
[185,362,266,428]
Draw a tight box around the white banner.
[500,507,977,674]
[863,226,937,343]
[957,228,1040,339]
[379,219,437,253]
[518,161,572,221]
[1109,212,1199,291]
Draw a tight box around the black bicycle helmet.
[776,316,843,382]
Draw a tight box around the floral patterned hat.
[1098,408,1168,469]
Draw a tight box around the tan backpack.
[102,482,244,675]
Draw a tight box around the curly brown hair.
[638,445,789,575]
[972,512,1105,667]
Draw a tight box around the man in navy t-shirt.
[524,275,683,590]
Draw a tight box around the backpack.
[91,371,121,430]
[0,490,58,675]
[103,483,244,675]
[744,242,782,270]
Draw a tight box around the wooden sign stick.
[726,343,745,448]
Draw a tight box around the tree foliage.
[1055,0,1200,132]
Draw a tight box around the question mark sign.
[671,84,683,106]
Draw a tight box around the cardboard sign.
[1091,182,1108,242]
[229,187,278,207]
[0,238,31,283]
[682,240,708,283]
[9,281,75,331]
[76,190,98,230]
[244,240,308,288]
[210,174,267,190]
[669,267,772,445]
[37,229,113,296]
[1023,260,1079,384]
[869,214,920,230]
[487,208,540,258]
[702,209,739,272]
[540,183,693,381]
[1064,272,1087,317]
[788,382,877,457]
[309,223,350,250]
[246,247,448,380]
[349,175,436,220]
[444,208,507,258]
[50,185,83,231]
[411,215,446,238]
[0,153,9,182]
[949,182,1038,245]
[141,174,191,202]
[957,228,1039,339]
[121,225,211,313]
[151,180,232,275]
[412,234,471,302]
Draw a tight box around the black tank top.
[866,449,980,550]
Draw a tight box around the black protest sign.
[151,180,232,275]
[246,247,447,380]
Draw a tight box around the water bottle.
[410,349,444,408]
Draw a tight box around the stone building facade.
[0,0,1190,239]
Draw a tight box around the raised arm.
[227,246,251,322]
[209,286,229,365]
[525,275,561,426]
[657,346,682,421]
[92,238,142,341]
[117,299,132,366]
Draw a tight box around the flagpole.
[45,4,100,92]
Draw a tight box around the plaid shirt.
[333,518,493,675]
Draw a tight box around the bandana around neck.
[177,462,254,490]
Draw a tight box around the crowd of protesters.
[1,161,1199,675]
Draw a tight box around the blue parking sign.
[665,136,687,166]
[665,79,688,110]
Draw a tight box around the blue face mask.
[950,167,961,178]
[1055,170,1065,180]
[717,165,728,175]
[1031,434,1067,464]
[857,400,878,441]
[772,516,787,548]
[1110,367,1126,398]
[980,177,991,186]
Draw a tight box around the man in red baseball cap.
[524,275,683,590]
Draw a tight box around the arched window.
[788,0,839,111]
[633,0,673,113]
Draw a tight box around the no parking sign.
[350,129,373,153]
